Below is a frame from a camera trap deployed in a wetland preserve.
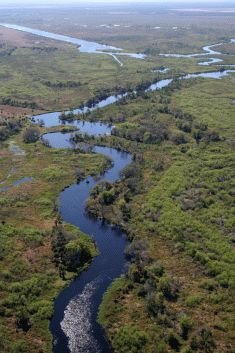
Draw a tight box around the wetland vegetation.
[0,2,234,353]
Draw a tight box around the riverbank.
[0,130,109,353]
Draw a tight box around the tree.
[51,223,67,269]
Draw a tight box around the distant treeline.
[41,80,82,89]
[30,46,58,53]
[0,97,38,109]
[0,46,17,56]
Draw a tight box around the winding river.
[2,22,235,353]
[1,23,234,67]
[0,23,145,66]
[32,66,235,353]
[48,141,132,353]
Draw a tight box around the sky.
[0,0,232,4]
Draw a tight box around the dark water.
[44,129,131,353]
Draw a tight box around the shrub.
[23,127,40,143]
[64,239,92,272]
[180,315,193,339]
[113,325,148,353]
[172,133,188,145]
[145,291,165,317]
[185,295,203,307]
[166,329,182,351]
[121,163,140,179]
[190,328,216,353]
[28,300,53,320]
[158,276,179,300]
[15,308,31,332]
[100,189,116,205]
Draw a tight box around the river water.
[47,142,132,353]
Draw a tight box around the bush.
[100,189,116,205]
[28,300,53,320]
[15,308,31,332]
[64,239,92,272]
[0,118,21,141]
[190,328,216,353]
[158,276,179,300]
[121,163,140,179]
[172,133,188,145]
[113,325,148,353]
[145,291,165,317]
[185,295,203,307]
[180,315,193,339]
[23,127,40,143]
[166,329,182,351]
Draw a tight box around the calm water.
[45,131,132,353]
[2,22,234,69]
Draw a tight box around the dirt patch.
[23,240,51,265]
[0,104,34,118]
[0,26,34,47]
[0,26,73,49]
